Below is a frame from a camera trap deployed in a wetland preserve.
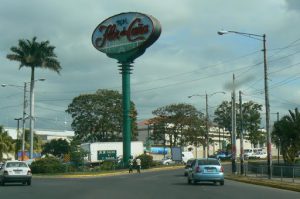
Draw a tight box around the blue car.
[214,152,231,160]
[187,158,224,185]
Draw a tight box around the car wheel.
[27,180,31,186]
[191,176,197,185]
[220,181,224,186]
[187,176,192,184]
[192,179,197,185]
[0,180,5,186]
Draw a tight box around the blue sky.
[1,0,300,130]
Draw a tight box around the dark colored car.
[0,161,32,186]
[184,159,195,176]
[187,158,224,185]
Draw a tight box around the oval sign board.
[92,12,161,63]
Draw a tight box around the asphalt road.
[0,169,299,199]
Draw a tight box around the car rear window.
[198,159,220,165]
[6,162,28,168]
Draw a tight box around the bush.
[135,154,153,169]
[100,160,115,170]
[30,157,66,174]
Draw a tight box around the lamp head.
[217,30,228,35]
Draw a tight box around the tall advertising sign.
[92,12,161,166]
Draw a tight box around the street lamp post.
[218,30,271,178]
[22,82,27,161]
[239,90,245,175]
[231,74,237,174]
[29,78,45,159]
[188,91,226,158]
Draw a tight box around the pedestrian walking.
[135,158,141,173]
[128,158,134,173]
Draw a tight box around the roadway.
[0,168,298,199]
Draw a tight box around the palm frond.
[7,36,62,73]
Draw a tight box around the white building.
[5,127,74,143]
[1,127,74,161]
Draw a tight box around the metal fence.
[235,163,300,183]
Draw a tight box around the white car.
[253,152,267,159]
[0,161,32,186]
[161,157,174,165]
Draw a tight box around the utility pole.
[22,82,27,161]
[14,117,22,160]
[239,91,244,175]
[263,34,272,179]
[277,112,280,165]
[231,74,237,174]
[205,93,209,158]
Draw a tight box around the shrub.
[30,157,66,174]
[100,160,115,170]
[135,154,153,169]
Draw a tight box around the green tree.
[69,139,88,168]
[239,101,263,146]
[214,100,262,146]
[213,101,232,132]
[0,126,15,161]
[273,108,300,164]
[42,139,70,158]
[150,103,205,147]
[66,89,138,142]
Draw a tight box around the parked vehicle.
[249,151,267,159]
[184,158,195,176]
[187,158,224,185]
[244,148,263,159]
[0,161,32,186]
[161,157,175,165]
[209,151,231,160]
[81,141,144,164]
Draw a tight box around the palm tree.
[0,126,15,161]
[7,37,61,158]
[273,108,300,164]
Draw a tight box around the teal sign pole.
[92,12,161,167]
[120,63,132,165]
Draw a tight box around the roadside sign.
[171,147,182,162]
[97,150,117,160]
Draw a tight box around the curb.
[225,175,300,192]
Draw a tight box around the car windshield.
[198,159,220,165]
[6,162,28,168]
